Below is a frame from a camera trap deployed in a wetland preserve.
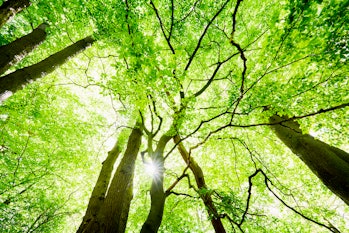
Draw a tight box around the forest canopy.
[0,0,348,232]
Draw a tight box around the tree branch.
[169,0,174,39]
[150,0,175,54]
[165,167,190,196]
[238,169,342,232]
[231,0,243,39]
[230,102,349,128]
[184,0,231,71]
[193,51,240,98]
[261,170,341,233]
[228,0,247,122]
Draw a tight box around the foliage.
[1,0,348,232]
[0,78,111,232]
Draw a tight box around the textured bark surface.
[76,141,122,233]
[140,134,172,233]
[77,124,142,233]
[0,0,31,28]
[0,36,95,102]
[174,135,226,233]
[269,114,349,206]
[0,23,48,75]
[97,124,142,233]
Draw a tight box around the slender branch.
[244,54,312,95]
[13,135,31,184]
[228,0,247,121]
[174,135,227,232]
[231,0,244,38]
[175,0,201,24]
[125,0,132,35]
[193,51,240,98]
[139,111,151,136]
[189,102,349,152]
[244,10,306,94]
[261,170,341,233]
[150,0,175,54]
[290,68,345,98]
[150,95,163,136]
[230,102,349,128]
[184,0,231,71]
[148,102,155,133]
[182,30,269,136]
[167,191,197,198]
[194,62,222,97]
[239,169,341,232]
[238,169,259,227]
[188,101,349,153]
[165,166,190,196]
[169,0,174,39]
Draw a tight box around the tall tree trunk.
[0,36,95,102]
[140,134,172,233]
[77,139,123,233]
[78,123,142,233]
[173,135,226,233]
[269,114,349,206]
[0,0,31,28]
[0,23,48,75]
[98,123,142,233]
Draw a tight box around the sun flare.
[144,161,159,177]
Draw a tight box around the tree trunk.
[0,23,48,75]
[173,135,226,233]
[0,0,31,28]
[78,123,142,233]
[0,36,95,102]
[269,114,349,206]
[140,134,172,233]
[97,123,142,233]
[77,139,123,233]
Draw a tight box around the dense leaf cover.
[0,0,348,232]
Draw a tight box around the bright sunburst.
[144,160,159,177]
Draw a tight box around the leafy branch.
[149,0,175,54]
[230,102,349,128]
[185,101,349,154]
[184,0,231,71]
[229,0,247,123]
[165,166,193,196]
[193,51,239,98]
[238,169,341,233]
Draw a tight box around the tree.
[269,113,349,206]
[0,0,31,28]
[1,0,349,232]
[0,36,95,102]
[77,137,123,233]
[0,22,48,75]
[78,123,142,232]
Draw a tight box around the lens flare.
[145,161,159,177]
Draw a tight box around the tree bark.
[0,36,95,102]
[173,135,226,233]
[0,23,48,75]
[77,139,123,233]
[269,114,349,206]
[140,134,172,233]
[0,0,31,28]
[78,123,142,233]
[98,123,142,233]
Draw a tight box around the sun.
[144,160,160,178]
